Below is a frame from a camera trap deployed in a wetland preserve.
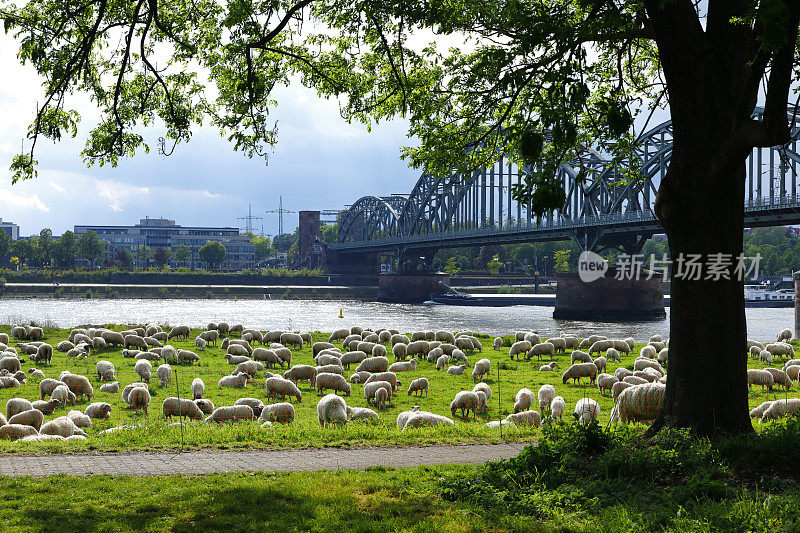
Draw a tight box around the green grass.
[0,325,797,453]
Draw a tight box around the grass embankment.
[3,421,800,531]
[0,325,797,454]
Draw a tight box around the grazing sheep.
[493,337,504,350]
[364,381,393,408]
[472,358,491,381]
[0,356,21,373]
[317,394,348,427]
[639,345,657,359]
[623,375,649,386]
[364,372,400,393]
[435,354,450,371]
[509,341,532,359]
[614,367,633,380]
[128,387,151,416]
[612,381,634,402]
[226,344,249,357]
[538,361,559,372]
[610,382,665,423]
[766,342,794,358]
[217,323,230,336]
[340,350,368,370]
[315,353,343,367]
[32,399,61,415]
[593,356,608,373]
[9,409,44,430]
[0,424,38,440]
[505,410,541,427]
[207,405,254,424]
[92,336,107,350]
[761,398,800,421]
[472,382,492,404]
[67,409,92,428]
[315,372,352,396]
[329,328,351,343]
[253,348,283,369]
[547,337,567,355]
[764,367,793,390]
[85,402,112,419]
[371,344,388,358]
[198,330,219,346]
[7,398,34,420]
[648,341,666,352]
[633,358,665,374]
[571,350,592,364]
[134,359,152,383]
[265,377,302,403]
[447,364,467,375]
[538,384,556,412]
[588,340,614,355]
[606,348,621,362]
[388,359,417,373]
[524,333,542,345]
[450,391,479,420]
[234,398,265,417]
[349,371,372,384]
[561,363,598,385]
[257,402,295,425]
[514,388,534,413]
[124,335,148,350]
[29,368,45,379]
[407,377,429,397]
[575,398,601,424]
[355,356,389,373]
[347,406,380,422]
[284,364,317,386]
[405,341,429,358]
[280,333,304,348]
[167,325,190,341]
[786,365,800,381]
[392,343,407,361]
[390,334,410,346]
[195,337,207,350]
[402,411,455,430]
[657,347,669,365]
[39,378,65,400]
[157,364,172,387]
[96,360,116,382]
[160,345,178,363]
[526,342,555,361]
[234,360,261,377]
[747,369,775,391]
[219,373,249,389]
[759,350,773,364]
[31,344,53,365]
[777,329,792,342]
[224,354,251,366]
[750,401,775,420]
[435,330,456,344]
[61,373,93,400]
[189,378,205,400]
[550,396,566,422]
[450,349,468,365]
[597,373,619,396]
[178,350,200,365]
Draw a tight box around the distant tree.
[154,247,171,268]
[320,223,338,244]
[554,250,571,273]
[173,245,191,267]
[0,231,12,259]
[444,257,462,275]
[53,231,77,268]
[11,238,35,266]
[115,248,132,269]
[199,241,226,269]
[77,231,104,267]
[272,232,297,253]
[251,237,272,260]
[487,255,502,276]
[36,228,54,267]
[478,246,505,269]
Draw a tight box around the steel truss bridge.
[330,108,800,266]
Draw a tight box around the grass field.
[0,324,797,453]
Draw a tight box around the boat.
[744,283,794,308]
[428,281,556,307]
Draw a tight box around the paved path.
[0,443,529,477]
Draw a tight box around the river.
[0,298,792,340]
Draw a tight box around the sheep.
[447,364,468,375]
[31,344,52,364]
[284,364,317,386]
[219,373,249,389]
[6,398,34,420]
[649,341,666,352]
[454,337,473,353]
[39,378,65,400]
[234,360,261,377]
[0,423,39,440]
[349,371,372,384]
[407,377,429,397]
[593,356,608,373]
[263,330,284,343]
[606,348,621,363]
[538,384,555,412]
[612,381,634,402]
[265,377,302,403]
[178,350,200,365]
[29,368,45,379]
[550,396,566,421]
[31,399,60,415]
[750,401,775,420]
[539,362,559,372]
[571,350,592,364]
[524,333,542,346]
[134,359,153,383]
[786,365,800,381]
[234,398,265,417]
[317,394,349,427]
[136,351,162,362]
[449,349,468,365]
[435,354,450,371]
[472,358,491,382]
[226,344,249,357]
[597,373,619,396]
[128,387,152,416]
[777,329,792,342]
[764,368,792,390]
[355,356,389,373]
[225,354,251,366]
[253,348,283,369]
[91,336,107,351]
[0,356,21,374]
[195,399,215,415]
[610,382,665,423]
[244,329,264,344]
[8,409,44,430]
[156,364,172,387]
[187,377,205,400]
[258,402,294,424]
[364,381,393,408]
[198,330,219,346]
[759,350,774,364]
[340,351,368,370]
[313,342,337,356]
[575,398,600,424]
[55,340,74,352]
[657,348,669,365]
[0,376,20,389]
[405,341,429,358]
[390,334,410,346]
[524,342,554,362]
[346,406,380,423]
[639,345,657,359]
[783,358,800,371]
[493,337,504,350]
[561,363,598,385]
[121,384,148,406]
[125,335,148,350]
[363,333,379,344]
[514,388,534,413]
[509,341,532,359]
[206,405,254,424]
[747,369,775,391]
[61,373,93,400]
[364,372,400,392]
[329,328,351,343]
[588,339,614,355]
[403,411,455,430]
[435,330,456,344]
[85,402,112,419]
[505,410,541,427]
[391,343,407,362]
[217,322,231,336]
[633,358,665,374]
[280,332,304,348]
[315,353,342,367]
[761,398,800,422]
[68,409,93,428]
[766,342,794,358]
[450,391,479,420]
[547,337,567,355]
[388,359,417,373]
[624,375,649,386]
[315,372,352,396]
[96,361,116,382]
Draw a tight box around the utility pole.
[237,204,263,235]
[265,196,296,235]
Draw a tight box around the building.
[0,218,20,241]
[75,217,255,269]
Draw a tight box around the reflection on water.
[0,298,792,340]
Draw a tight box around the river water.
[0,298,792,340]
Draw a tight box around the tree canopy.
[199,241,226,269]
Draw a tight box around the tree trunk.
[647,142,753,437]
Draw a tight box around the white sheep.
[750,400,774,420]
[355,356,389,373]
[388,359,417,373]
[347,406,380,423]
[315,372,352,396]
[639,345,657,359]
[128,387,151,416]
[450,390,479,420]
[473,382,492,402]
[509,340,532,359]
[505,410,541,427]
[436,354,450,371]
[447,364,467,375]
[747,369,774,391]
[402,411,455,430]
[513,388,534,412]
[574,398,600,424]
[219,373,249,389]
[134,359,152,382]
[407,377,429,397]
[493,337,503,350]
[759,350,773,364]
[610,382,665,423]
[316,394,348,427]
[561,363,598,385]
[157,364,172,387]
[364,380,393,408]
[597,373,619,396]
[538,384,555,412]
[777,329,792,342]
[472,358,491,381]
[761,398,800,421]
[258,402,295,424]
[550,396,566,421]
[527,342,555,361]
[206,405,254,424]
[612,381,634,402]
[605,348,621,362]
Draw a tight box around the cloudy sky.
[0,34,420,238]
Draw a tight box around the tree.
[553,250,571,273]
[154,247,171,268]
[5,2,798,436]
[53,231,77,268]
[272,231,297,253]
[173,245,191,267]
[36,228,54,267]
[320,223,338,244]
[11,238,34,267]
[251,237,272,260]
[0,231,13,260]
[77,231,104,267]
[115,248,132,269]
[487,255,502,276]
[444,257,462,275]
[199,241,226,269]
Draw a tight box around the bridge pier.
[553,272,666,321]
[377,272,450,303]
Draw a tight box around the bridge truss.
[331,108,800,267]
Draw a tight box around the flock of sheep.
[0,322,798,442]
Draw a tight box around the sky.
[0,34,422,238]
